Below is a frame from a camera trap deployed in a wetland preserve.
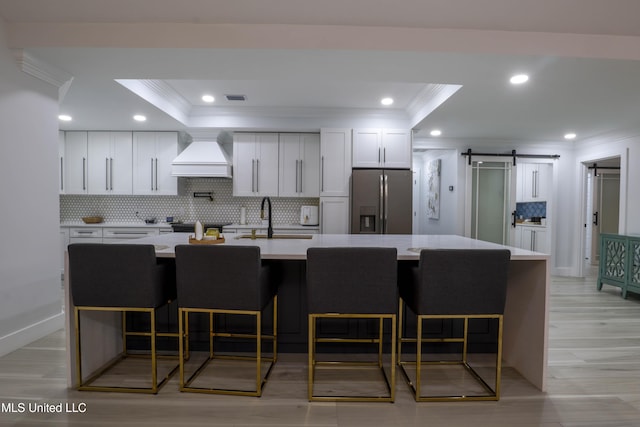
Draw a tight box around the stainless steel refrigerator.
[351,169,412,234]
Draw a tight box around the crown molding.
[115,79,192,124]
[11,49,73,88]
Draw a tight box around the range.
[171,222,232,233]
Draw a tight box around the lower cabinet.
[598,233,640,299]
[515,225,548,253]
[320,197,350,234]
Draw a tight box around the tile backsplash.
[60,178,319,225]
[516,201,547,219]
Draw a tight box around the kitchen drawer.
[103,228,160,240]
[69,227,103,238]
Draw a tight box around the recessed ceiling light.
[564,132,577,140]
[430,129,442,137]
[509,74,529,85]
[380,97,394,106]
[58,114,72,121]
[133,115,147,122]
[202,94,215,103]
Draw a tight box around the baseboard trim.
[0,312,64,357]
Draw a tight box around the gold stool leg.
[307,314,315,401]
[415,315,423,401]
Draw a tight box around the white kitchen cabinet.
[132,132,178,195]
[233,133,279,197]
[63,131,88,194]
[517,163,551,202]
[320,128,352,197]
[88,132,133,195]
[352,128,411,169]
[278,133,320,197]
[516,225,548,253]
[58,131,65,194]
[320,196,350,234]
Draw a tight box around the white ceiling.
[2,0,640,144]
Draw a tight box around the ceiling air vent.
[225,94,247,101]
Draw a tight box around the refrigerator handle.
[379,174,384,233]
[384,173,389,233]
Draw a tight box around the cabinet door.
[299,133,320,197]
[278,133,320,197]
[278,134,301,197]
[154,132,178,195]
[320,196,350,234]
[382,129,411,169]
[88,132,111,194]
[532,228,548,253]
[521,227,533,250]
[132,132,156,194]
[320,128,352,197]
[352,128,382,168]
[132,132,177,195]
[64,131,88,194]
[520,163,551,201]
[109,132,133,195]
[233,133,258,196]
[255,133,279,196]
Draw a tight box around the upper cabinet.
[517,163,551,202]
[352,128,411,169]
[63,131,89,194]
[87,132,133,195]
[233,133,279,197]
[278,133,320,198]
[132,132,179,195]
[320,128,352,197]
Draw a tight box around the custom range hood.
[171,140,232,178]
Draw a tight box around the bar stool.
[398,249,511,401]
[174,245,277,397]
[306,247,397,402]
[68,243,179,394]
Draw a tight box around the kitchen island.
[64,233,549,391]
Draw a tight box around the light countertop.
[60,221,172,229]
[132,233,548,260]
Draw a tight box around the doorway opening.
[583,157,621,271]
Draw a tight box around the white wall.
[0,20,63,356]
[413,149,462,235]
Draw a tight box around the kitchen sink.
[235,234,314,240]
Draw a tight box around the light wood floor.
[2,274,640,426]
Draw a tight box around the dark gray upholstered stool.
[306,247,398,402]
[174,245,277,397]
[68,243,179,394]
[398,249,511,401]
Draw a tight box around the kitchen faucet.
[260,197,274,239]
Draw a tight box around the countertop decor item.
[189,235,225,244]
[81,216,104,224]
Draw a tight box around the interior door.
[466,158,516,246]
[590,171,620,263]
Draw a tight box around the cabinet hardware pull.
[155,158,158,191]
[321,156,324,192]
[106,158,109,191]
[299,159,303,193]
[82,157,86,191]
[379,174,384,233]
[256,159,260,193]
[60,157,64,191]
[150,158,154,191]
[251,159,255,192]
[295,159,299,193]
[110,158,114,190]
